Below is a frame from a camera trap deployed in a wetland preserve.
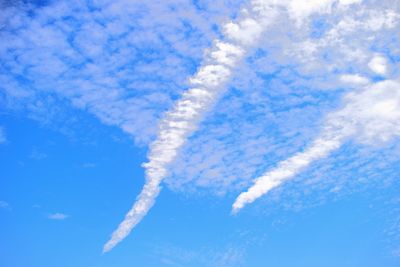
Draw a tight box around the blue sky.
[1,0,400,266]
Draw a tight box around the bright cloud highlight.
[48,213,69,220]
[1,0,399,255]
[103,0,274,253]
[234,55,400,212]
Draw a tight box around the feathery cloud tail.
[232,133,345,213]
[102,1,275,252]
[233,73,400,212]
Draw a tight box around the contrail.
[233,66,400,212]
[103,1,276,252]
[104,0,367,251]
[232,131,347,213]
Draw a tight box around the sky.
[1,0,400,266]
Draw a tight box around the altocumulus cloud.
[168,0,400,196]
[233,74,400,212]
[1,0,400,252]
[0,0,244,144]
[103,0,271,252]
[106,0,400,250]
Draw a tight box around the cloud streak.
[0,201,10,209]
[1,0,398,253]
[104,0,378,251]
[0,127,6,144]
[233,55,400,212]
[0,0,244,145]
[48,213,69,220]
[232,131,345,212]
[102,1,276,252]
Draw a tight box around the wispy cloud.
[48,213,69,220]
[103,0,273,252]
[0,201,10,209]
[0,0,243,145]
[368,55,389,76]
[29,148,47,160]
[0,127,6,144]
[233,132,344,212]
[102,0,398,251]
[168,1,400,197]
[234,54,400,212]
[152,242,245,267]
[1,0,400,254]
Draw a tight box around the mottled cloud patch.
[0,201,10,209]
[152,243,245,267]
[368,55,389,76]
[103,0,269,252]
[0,0,244,145]
[48,213,69,220]
[29,148,47,160]
[1,0,400,255]
[82,163,96,168]
[169,0,400,198]
[0,127,6,144]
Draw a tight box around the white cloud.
[0,0,245,145]
[152,242,245,267]
[368,55,389,76]
[233,131,344,212]
[48,213,69,220]
[288,0,336,21]
[339,0,363,5]
[0,127,6,144]
[1,0,400,252]
[29,148,47,160]
[233,78,400,212]
[212,246,245,267]
[104,0,400,250]
[338,79,400,144]
[340,74,369,85]
[103,1,272,253]
[82,163,96,168]
[0,201,10,209]
[168,2,400,197]
[223,18,263,45]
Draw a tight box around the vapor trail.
[103,1,275,252]
[232,132,346,213]
[233,71,400,212]
[104,0,366,251]
[230,0,367,214]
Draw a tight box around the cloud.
[233,76,400,212]
[29,148,47,160]
[0,127,6,144]
[0,0,244,145]
[212,247,244,267]
[232,133,344,212]
[1,0,399,254]
[368,55,389,76]
[152,242,245,267]
[48,213,69,220]
[167,1,400,197]
[0,201,10,209]
[340,74,370,86]
[103,0,272,253]
[102,0,400,251]
[82,163,96,168]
